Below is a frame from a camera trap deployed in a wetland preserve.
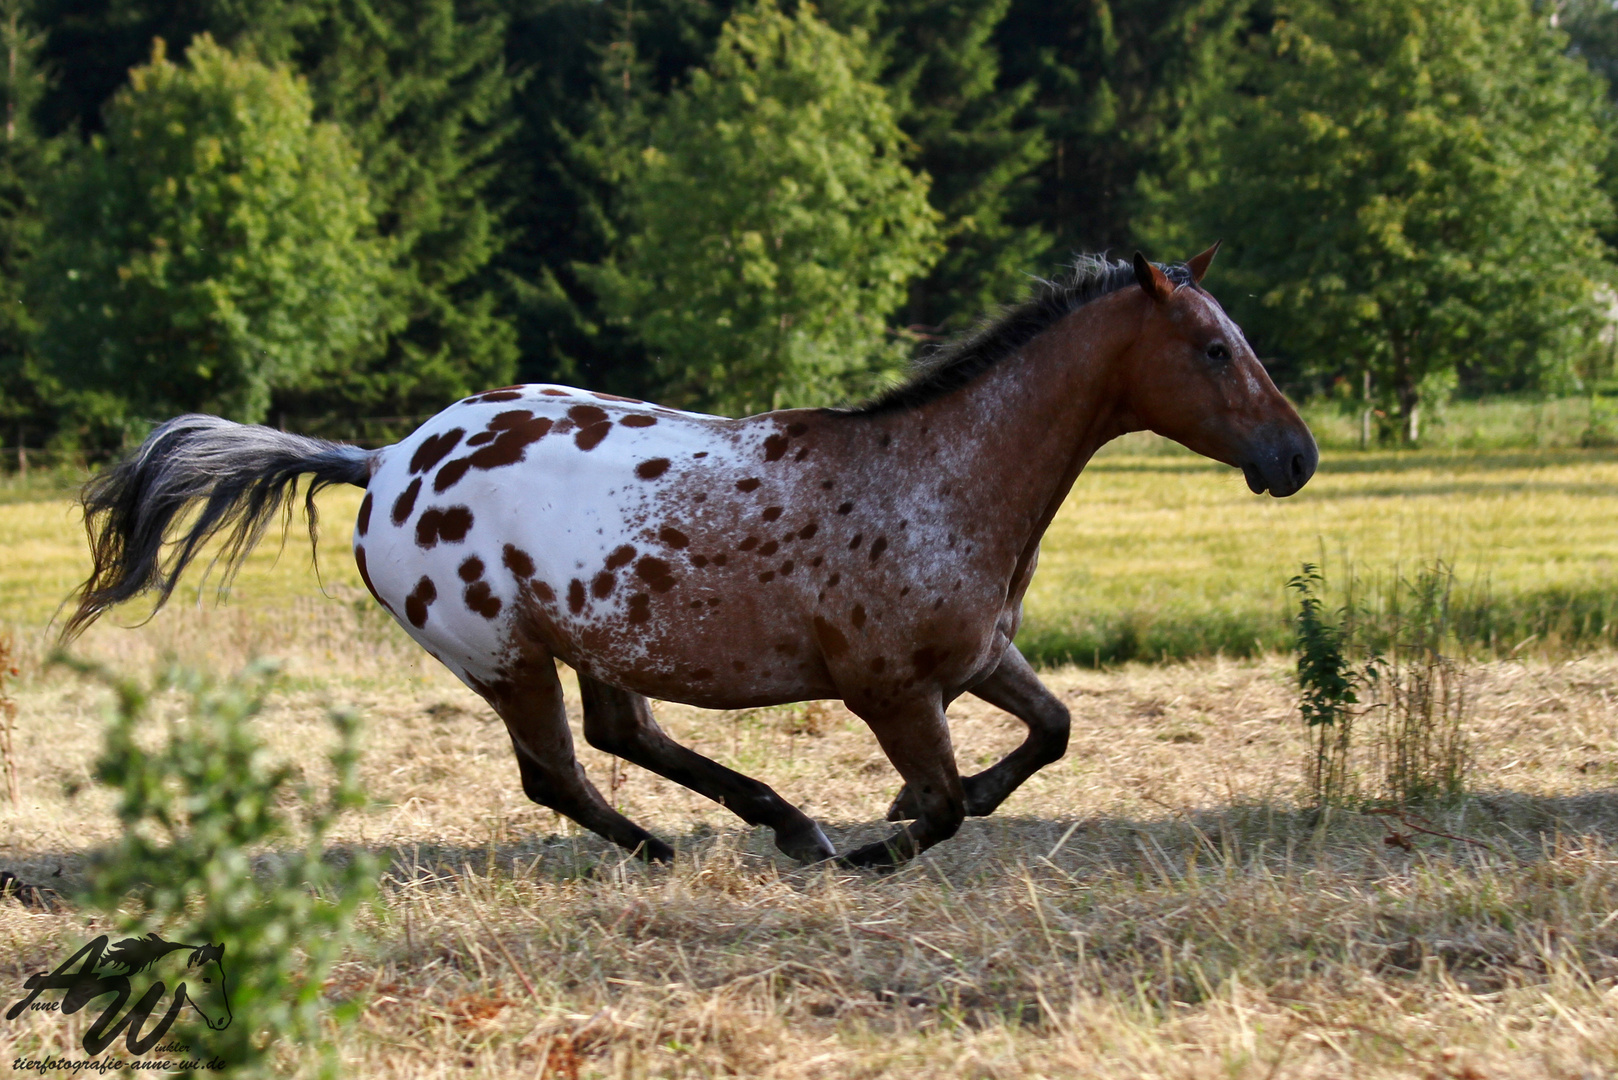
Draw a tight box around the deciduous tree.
[581,0,940,414]
[1143,0,1614,442]
[29,38,385,436]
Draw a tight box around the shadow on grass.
[10,787,1618,904]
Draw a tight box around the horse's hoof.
[885,785,921,821]
[775,821,836,863]
[636,837,676,864]
[835,838,909,871]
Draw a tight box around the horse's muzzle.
[1241,424,1318,498]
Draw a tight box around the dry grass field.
[1,446,1617,1077]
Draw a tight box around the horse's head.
[181,943,232,1030]
[1120,244,1317,497]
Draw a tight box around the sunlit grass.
[6,443,1618,671]
[1027,438,1618,664]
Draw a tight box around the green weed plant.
[1289,561,1474,810]
[1289,564,1363,809]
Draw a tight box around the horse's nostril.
[1290,453,1307,483]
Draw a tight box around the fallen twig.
[1362,807,1502,856]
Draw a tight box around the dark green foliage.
[579,0,940,414]
[31,0,321,137]
[72,657,375,1078]
[495,0,758,397]
[280,0,519,418]
[1015,608,1281,669]
[1018,579,1618,670]
[29,0,520,425]
[0,0,56,444]
[2,0,1615,431]
[1563,0,1618,103]
[867,0,1049,335]
[996,0,1246,256]
[500,0,1050,394]
[1559,0,1618,260]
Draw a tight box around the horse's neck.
[894,294,1138,583]
[922,294,1134,522]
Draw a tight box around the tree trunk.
[1392,334,1420,446]
[1361,368,1373,449]
[1402,397,1420,445]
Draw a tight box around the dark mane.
[103,933,190,975]
[851,254,1193,416]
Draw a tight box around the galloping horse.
[66,248,1316,868]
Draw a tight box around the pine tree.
[279,0,519,418]
[995,0,1246,255]
[865,0,1049,334]
[496,0,742,396]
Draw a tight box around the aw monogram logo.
[6,933,231,1070]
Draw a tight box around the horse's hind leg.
[577,675,835,862]
[887,643,1069,821]
[483,660,673,863]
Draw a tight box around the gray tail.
[63,414,377,640]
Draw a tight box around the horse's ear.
[1187,240,1221,285]
[1132,251,1172,303]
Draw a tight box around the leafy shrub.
[67,657,375,1077]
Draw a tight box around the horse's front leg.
[842,696,966,868]
[886,643,1069,821]
[577,675,835,863]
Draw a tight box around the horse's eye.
[1206,343,1231,362]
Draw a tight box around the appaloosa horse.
[66,248,1316,868]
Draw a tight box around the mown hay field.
[1,445,1618,1077]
